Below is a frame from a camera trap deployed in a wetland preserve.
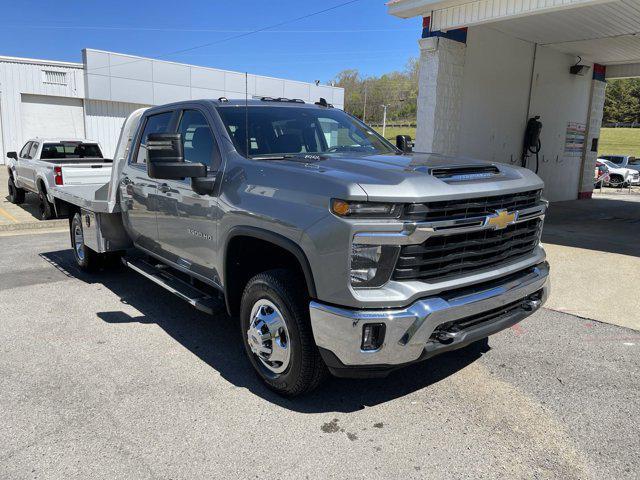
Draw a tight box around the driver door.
[156,107,222,282]
[120,110,176,253]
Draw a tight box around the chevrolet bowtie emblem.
[485,209,518,230]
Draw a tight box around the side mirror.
[396,135,414,153]
[146,133,207,180]
[7,151,17,160]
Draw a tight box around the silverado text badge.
[485,209,518,230]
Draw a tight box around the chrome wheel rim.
[247,300,291,375]
[74,221,85,261]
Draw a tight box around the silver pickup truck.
[54,98,549,396]
[6,138,112,219]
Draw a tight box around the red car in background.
[594,161,610,189]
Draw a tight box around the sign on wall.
[564,122,586,157]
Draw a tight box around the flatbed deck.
[50,183,116,213]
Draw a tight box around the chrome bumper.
[310,262,549,368]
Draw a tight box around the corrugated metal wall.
[84,100,148,159]
[0,59,84,161]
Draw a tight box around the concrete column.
[578,67,607,199]
[414,36,466,154]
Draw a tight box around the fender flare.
[223,226,317,301]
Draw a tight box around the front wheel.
[8,175,25,204]
[70,213,100,271]
[240,269,327,396]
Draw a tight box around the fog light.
[350,244,400,288]
[361,323,386,351]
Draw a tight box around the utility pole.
[362,81,368,123]
[381,104,389,138]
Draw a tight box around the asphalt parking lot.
[1,231,639,479]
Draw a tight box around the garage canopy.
[388,0,640,77]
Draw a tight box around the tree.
[604,78,640,124]
[332,58,419,124]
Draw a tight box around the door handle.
[159,183,171,194]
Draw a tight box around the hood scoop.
[430,165,501,182]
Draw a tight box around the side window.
[178,110,216,169]
[28,142,39,159]
[134,111,174,164]
[19,142,32,158]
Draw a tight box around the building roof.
[0,55,83,68]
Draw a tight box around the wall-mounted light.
[570,56,591,76]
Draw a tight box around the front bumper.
[310,262,549,377]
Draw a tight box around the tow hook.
[523,299,542,312]
[434,331,456,344]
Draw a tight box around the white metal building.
[0,49,345,163]
[388,0,640,202]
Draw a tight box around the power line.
[10,25,415,34]
[85,0,364,74]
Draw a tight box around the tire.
[37,183,55,220]
[7,175,25,204]
[240,269,327,396]
[609,174,624,188]
[70,213,100,272]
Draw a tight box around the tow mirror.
[396,135,414,153]
[147,133,207,180]
[7,151,17,160]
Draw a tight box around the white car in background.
[597,158,640,187]
[598,155,640,174]
[6,138,112,219]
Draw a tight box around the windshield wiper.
[249,154,293,160]
[250,153,326,161]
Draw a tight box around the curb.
[0,219,67,232]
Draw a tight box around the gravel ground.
[0,231,638,480]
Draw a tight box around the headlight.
[331,199,402,218]
[350,244,400,288]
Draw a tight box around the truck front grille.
[393,218,542,281]
[404,189,542,222]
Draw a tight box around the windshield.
[601,160,618,169]
[602,155,624,165]
[41,143,103,159]
[216,106,396,158]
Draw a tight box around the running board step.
[122,257,220,315]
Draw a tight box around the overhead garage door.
[20,94,85,142]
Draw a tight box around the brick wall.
[414,37,466,154]
[578,78,606,198]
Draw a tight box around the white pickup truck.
[6,138,113,219]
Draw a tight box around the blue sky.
[0,0,422,83]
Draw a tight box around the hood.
[268,152,545,203]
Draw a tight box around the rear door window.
[134,111,174,164]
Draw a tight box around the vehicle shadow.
[40,248,487,414]
[3,192,43,220]
[542,196,640,258]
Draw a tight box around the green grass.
[373,126,417,142]
[598,128,640,156]
[375,126,640,156]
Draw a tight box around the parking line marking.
[0,207,19,223]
